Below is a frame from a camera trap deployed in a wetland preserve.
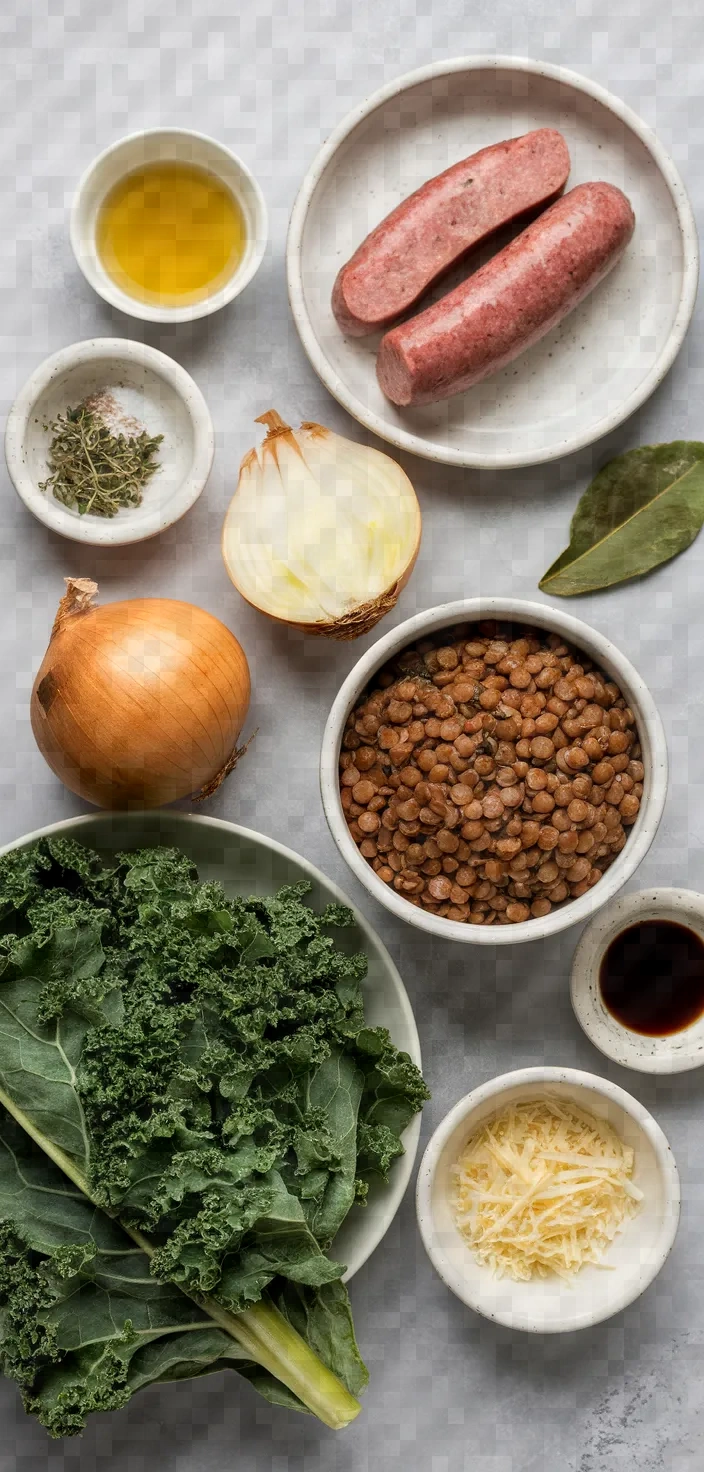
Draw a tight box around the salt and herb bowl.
[70,128,268,324]
[320,597,669,946]
[4,339,214,547]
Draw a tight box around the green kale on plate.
[0,837,428,1434]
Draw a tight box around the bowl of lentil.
[320,599,668,944]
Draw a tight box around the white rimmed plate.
[287,56,699,469]
[0,810,422,1281]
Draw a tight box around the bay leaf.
[539,442,704,596]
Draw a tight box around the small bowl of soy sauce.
[571,889,704,1073]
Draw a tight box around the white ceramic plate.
[5,339,214,546]
[416,1067,680,1332]
[287,56,699,469]
[571,887,704,1074]
[0,810,422,1281]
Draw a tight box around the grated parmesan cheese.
[450,1095,643,1283]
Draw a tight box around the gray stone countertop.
[0,2,702,1467]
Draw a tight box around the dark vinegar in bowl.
[599,919,704,1037]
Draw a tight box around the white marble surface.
[1,2,703,1467]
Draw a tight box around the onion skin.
[31,582,251,809]
[226,550,420,640]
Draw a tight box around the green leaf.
[0,1111,246,1436]
[274,1280,369,1398]
[0,838,430,1432]
[539,442,704,596]
[355,1028,430,1153]
[0,1109,366,1435]
[0,969,95,1170]
[148,1168,344,1307]
[302,1051,364,1244]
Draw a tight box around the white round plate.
[5,339,214,546]
[416,1067,680,1332]
[287,56,699,469]
[0,810,422,1281]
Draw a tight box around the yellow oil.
[97,161,246,306]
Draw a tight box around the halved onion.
[222,411,421,639]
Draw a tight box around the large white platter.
[0,810,422,1282]
[287,56,699,469]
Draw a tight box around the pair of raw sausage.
[331,130,635,406]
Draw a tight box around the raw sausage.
[376,182,635,407]
[331,129,570,337]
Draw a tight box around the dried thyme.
[39,402,163,517]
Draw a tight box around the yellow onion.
[222,410,421,639]
[31,579,251,809]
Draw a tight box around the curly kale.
[0,1111,365,1437]
[0,837,427,1433]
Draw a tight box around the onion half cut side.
[222,411,422,640]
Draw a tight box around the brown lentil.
[339,623,641,926]
[531,791,555,814]
[358,811,381,835]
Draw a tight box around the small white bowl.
[320,598,668,946]
[5,338,214,546]
[571,887,704,1074]
[70,128,268,323]
[416,1067,680,1333]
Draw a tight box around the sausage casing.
[332,129,570,337]
[376,182,636,407]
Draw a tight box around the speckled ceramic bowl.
[5,338,214,546]
[416,1067,680,1332]
[571,887,704,1073]
[71,129,268,324]
[321,598,668,947]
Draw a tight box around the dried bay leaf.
[539,442,704,596]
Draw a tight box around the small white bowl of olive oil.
[71,129,268,324]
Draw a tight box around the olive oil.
[97,161,246,306]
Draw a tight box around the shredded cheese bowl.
[416,1068,680,1333]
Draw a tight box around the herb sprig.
[39,403,163,517]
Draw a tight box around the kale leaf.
[0,837,427,1433]
[0,1108,367,1436]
